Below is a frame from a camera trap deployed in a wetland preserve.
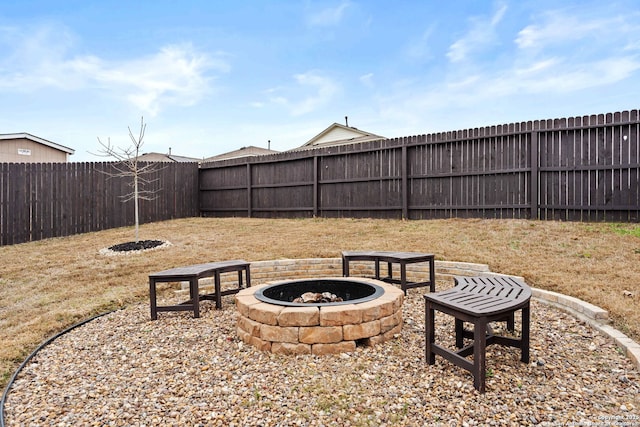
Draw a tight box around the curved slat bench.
[424,276,531,392]
[149,260,251,320]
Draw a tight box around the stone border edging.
[531,288,640,369]
[178,257,640,370]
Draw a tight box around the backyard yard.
[1,216,639,423]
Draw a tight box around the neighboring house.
[203,145,279,163]
[294,121,385,151]
[136,151,200,163]
[0,133,75,162]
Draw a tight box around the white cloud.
[447,3,507,63]
[93,44,225,116]
[268,71,340,116]
[306,1,351,27]
[359,73,374,87]
[375,46,640,135]
[514,58,558,76]
[0,24,228,116]
[403,26,436,61]
[515,9,640,51]
[522,57,640,93]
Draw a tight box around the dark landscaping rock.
[108,240,166,252]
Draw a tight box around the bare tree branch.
[93,117,163,242]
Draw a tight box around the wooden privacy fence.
[2,109,639,247]
[0,161,199,246]
[200,110,640,222]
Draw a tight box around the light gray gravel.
[3,291,640,426]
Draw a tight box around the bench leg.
[245,266,251,287]
[400,262,407,295]
[507,313,515,332]
[214,271,222,309]
[237,269,244,289]
[190,278,200,318]
[149,279,158,320]
[429,257,436,292]
[521,304,530,363]
[425,301,436,365]
[455,319,464,348]
[473,318,488,393]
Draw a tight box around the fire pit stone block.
[248,303,283,325]
[260,324,299,343]
[272,342,312,355]
[319,304,363,326]
[299,326,343,344]
[277,307,320,327]
[343,320,381,341]
[313,341,356,355]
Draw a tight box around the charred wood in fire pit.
[293,291,344,304]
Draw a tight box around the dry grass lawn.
[1,217,639,391]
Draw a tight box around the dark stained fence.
[0,161,199,246]
[538,111,640,221]
[200,109,640,222]
[406,124,534,220]
[3,109,637,247]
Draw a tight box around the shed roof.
[0,133,75,154]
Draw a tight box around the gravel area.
[4,291,640,426]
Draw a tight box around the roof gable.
[136,152,200,162]
[204,145,279,162]
[299,123,384,149]
[0,133,75,154]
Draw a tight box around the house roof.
[203,145,279,162]
[136,152,200,163]
[295,123,385,150]
[0,133,75,155]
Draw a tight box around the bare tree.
[94,117,160,243]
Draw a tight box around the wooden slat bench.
[149,260,251,320]
[424,276,531,392]
[342,251,435,294]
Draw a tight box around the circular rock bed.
[3,290,639,425]
[235,278,404,355]
[99,240,172,256]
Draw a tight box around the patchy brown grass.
[1,217,639,389]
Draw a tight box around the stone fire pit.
[235,278,404,355]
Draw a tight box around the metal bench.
[342,251,435,294]
[424,276,531,392]
[149,260,251,320]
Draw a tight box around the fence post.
[401,145,408,220]
[530,131,539,219]
[313,155,319,217]
[246,163,252,218]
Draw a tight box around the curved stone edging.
[531,288,640,369]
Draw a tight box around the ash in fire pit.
[294,292,343,304]
[254,278,384,307]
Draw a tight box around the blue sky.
[1,1,639,161]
